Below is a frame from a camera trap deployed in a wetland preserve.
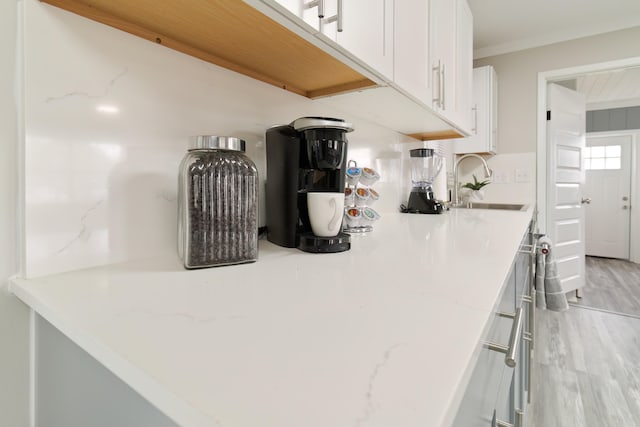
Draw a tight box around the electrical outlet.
[492,171,507,184]
[515,168,531,183]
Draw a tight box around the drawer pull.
[486,307,523,368]
[519,241,538,256]
[323,0,343,32]
[304,0,324,18]
[496,409,524,427]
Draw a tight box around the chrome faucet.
[453,154,493,206]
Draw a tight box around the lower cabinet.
[453,221,535,426]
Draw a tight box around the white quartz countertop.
[11,208,533,427]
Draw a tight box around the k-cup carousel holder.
[343,160,381,234]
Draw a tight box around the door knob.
[623,196,629,201]
[623,205,629,210]
[581,198,592,204]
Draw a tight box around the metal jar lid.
[189,136,246,152]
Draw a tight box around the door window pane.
[605,145,621,157]
[591,158,605,169]
[590,146,605,157]
[584,144,621,170]
[605,157,621,169]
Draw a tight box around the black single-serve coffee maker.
[266,117,353,253]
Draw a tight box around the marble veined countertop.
[11,208,533,427]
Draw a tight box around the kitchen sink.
[454,202,529,211]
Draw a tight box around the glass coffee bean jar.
[178,136,258,269]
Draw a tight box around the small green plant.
[462,174,491,191]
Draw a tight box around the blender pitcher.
[403,148,445,214]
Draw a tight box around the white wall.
[0,0,30,426]
[475,26,640,154]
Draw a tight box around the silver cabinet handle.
[522,296,533,345]
[487,307,523,368]
[432,60,442,108]
[518,242,537,257]
[528,232,536,350]
[440,63,446,110]
[581,197,592,204]
[471,104,478,133]
[623,196,629,201]
[522,292,534,402]
[304,0,324,18]
[496,409,524,427]
[323,0,343,32]
[526,286,535,350]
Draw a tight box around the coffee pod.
[346,167,361,187]
[344,207,362,228]
[360,167,380,186]
[344,188,355,205]
[361,207,381,224]
[368,188,379,205]
[355,187,370,207]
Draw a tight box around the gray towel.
[535,236,569,311]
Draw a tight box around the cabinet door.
[454,66,498,154]
[452,263,517,427]
[429,0,456,115]
[320,0,394,80]
[430,0,473,134]
[496,228,533,427]
[454,0,473,133]
[515,229,534,424]
[394,0,430,105]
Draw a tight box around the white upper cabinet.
[454,65,498,154]
[252,0,474,138]
[430,0,473,135]
[318,0,394,81]
[393,0,431,106]
[455,0,474,133]
[429,0,456,116]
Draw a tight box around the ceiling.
[467,0,640,59]
[557,67,640,109]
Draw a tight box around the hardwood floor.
[566,256,640,316]
[529,257,640,426]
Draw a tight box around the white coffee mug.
[307,192,345,237]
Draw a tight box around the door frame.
[536,56,640,264]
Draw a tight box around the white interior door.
[546,83,586,293]
[584,134,632,259]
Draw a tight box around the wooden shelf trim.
[408,129,465,141]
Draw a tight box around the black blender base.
[404,191,444,214]
[298,232,351,253]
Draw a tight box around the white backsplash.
[22,0,416,278]
[21,1,536,278]
[456,152,536,204]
